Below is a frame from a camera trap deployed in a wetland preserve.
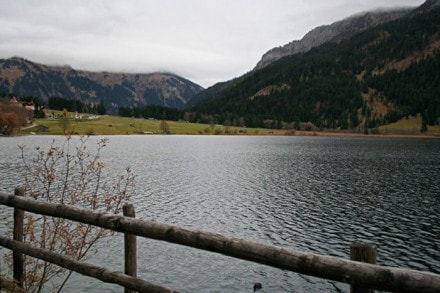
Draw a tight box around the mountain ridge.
[190,4,426,109]
[0,57,204,113]
[254,7,412,70]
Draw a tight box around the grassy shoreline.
[13,111,440,138]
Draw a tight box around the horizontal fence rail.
[0,236,175,293]
[1,192,440,292]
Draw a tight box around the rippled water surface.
[1,135,439,292]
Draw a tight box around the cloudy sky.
[0,0,425,88]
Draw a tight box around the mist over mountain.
[0,57,204,114]
[254,8,412,71]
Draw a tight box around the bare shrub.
[4,136,135,292]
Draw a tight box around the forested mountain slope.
[190,2,440,131]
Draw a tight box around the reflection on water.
[1,135,439,292]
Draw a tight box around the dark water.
[1,135,439,292]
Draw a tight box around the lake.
[1,135,439,292]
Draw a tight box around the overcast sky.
[0,0,425,88]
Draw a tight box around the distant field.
[16,111,439,137]
[378,115,440,136]
[19,111,269,135]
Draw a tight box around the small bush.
[5,136,135,292]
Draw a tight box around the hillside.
[0,57,204,113]
[189,1,440,132]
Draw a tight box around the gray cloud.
[0,0,425,87]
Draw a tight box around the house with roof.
[9,96,35,121]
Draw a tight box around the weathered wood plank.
[0,236,176,293]
[350,241,377,293]
[123,204,137,293]
[12,187,25,288]
[1,192,440,293]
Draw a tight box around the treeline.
[48,96,106,115]
[117,104,250,127]
[118,104,184,121]
[192,71,363,129]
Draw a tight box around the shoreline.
[282,130,440,139]
[8,129,440,139]
[9,112,439,138]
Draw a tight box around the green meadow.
[19,111,269,135]
[16,110,439,136]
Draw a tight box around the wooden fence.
[1,189,440,292]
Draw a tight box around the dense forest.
[189,5,440,130]
[47,96,106,115]
[118,104,184,121]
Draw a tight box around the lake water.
[1,135,439,292]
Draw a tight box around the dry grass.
[379,115,440,136]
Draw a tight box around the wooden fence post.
[13,187,25,288]
[123,204,137,293]
[350,241,377,293]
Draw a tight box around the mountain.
[190,1,440,131]
[190,6,417,108]
[254,8,412,71]
[186,78,240,108]
[413,0,440,13]
[0,57,204,113]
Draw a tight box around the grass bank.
[16,111,440,137]
[19,112,269,135]
[378,114,440,136]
